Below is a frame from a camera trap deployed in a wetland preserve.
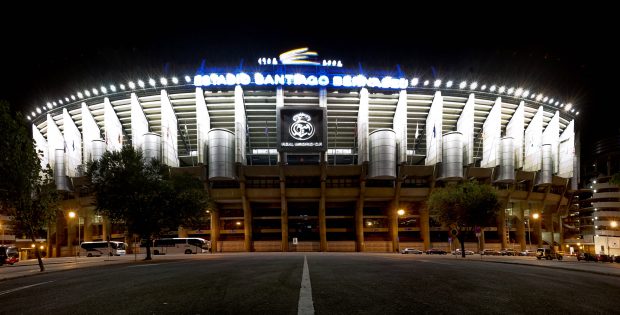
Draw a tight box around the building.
[564,133,620,256]
[27,48,579,256]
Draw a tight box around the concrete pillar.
[54,214,64,257]
[243,197,252,252]
[319,163,327,251]
[102,217,110,241]
[497,207,507,249]
[516,207,526,251]
[178,227,189,238]
[355,180,366,252]
[82,214,92,242]
[389,203,399,253]
[211,211,220,252]
[420,207,430,251]
[279,167,288,252]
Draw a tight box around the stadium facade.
[26,48,580,256]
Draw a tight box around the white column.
[196,87,211,165]
[481,97,501,168]
[234,85,246,165]
[425,91,443,165]
[161,90,179,167]
[131,93,149,151]
[393,90,408,164]
[357,88,369,164]
[457,94,475,166]
[104,98,123,152]
[506,101,525,169]
[543,110,560,174]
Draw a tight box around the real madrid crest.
[289,113,315,141]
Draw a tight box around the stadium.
[27,48,580,256]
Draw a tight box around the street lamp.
[396,209,405,252]
[527,213,540,251]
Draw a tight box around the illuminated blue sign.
[193,73,410,89]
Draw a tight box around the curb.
[473,258,620,278]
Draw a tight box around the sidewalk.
[0,255,145,281]
[463,254,620,277]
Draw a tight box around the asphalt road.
[0,253,618,314]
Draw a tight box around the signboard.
[277,106,327,152]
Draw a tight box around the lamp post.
[528,213,540,251]
[397,209,405,252]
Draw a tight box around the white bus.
[152,238,210,255]
[80,241,127,257]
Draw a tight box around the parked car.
[401,248,423,254]
[0,246,19,266]
[536,248,563,260]
[519,250,537,256]
[577,252,597,262]
[481,249,500,256]
[452,249,474,255]
[426,248,448,255]
[500,248,518,256]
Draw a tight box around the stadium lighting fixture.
[36,107,41,114]
[543,96,549,102]
[31,111,36,116]
[489,85,496,92]
[185,76,191,83]
[411,78,419,86]
[65,97,70,102]
[120,84,126,90]
[138,80,145,88]
[522,90,529,98]
[433,79,441,87]
[148,78,156,87]
[549,98,554,104]
[514,88,523,97]
[84,90,91,97]
[480,85,487,90]
[110,85,116,92]
[100,86,107,94]
[58,100,63,105]
[536,94,543,101]
[92,88,99,95]
[71,95,76,100]
[27,115,31,120]
[172,77,179,84]
[128,81,136,89]
[470,82,478,90]
[498,86,506,94]
[507,87,514,95]
[77,92,84,99]
[446,80,453,88]
[423,80,429,86]
[459,81,466,89]
[160,78,168,86]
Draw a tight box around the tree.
[427,180,501,257]
[0,101,59,271]
[86,145,209,260]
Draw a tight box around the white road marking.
[298,255,315,315]
[0,280,54,296]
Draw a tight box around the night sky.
[1,7,616,149]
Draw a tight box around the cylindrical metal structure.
[368,129,397,179]
[441,131,463,179]
[91,139,105,162]
[208,128,236,180]
[538,144,553,185]
[143,132,162,162]
[497,136,515,182]
[54,148,69,191]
